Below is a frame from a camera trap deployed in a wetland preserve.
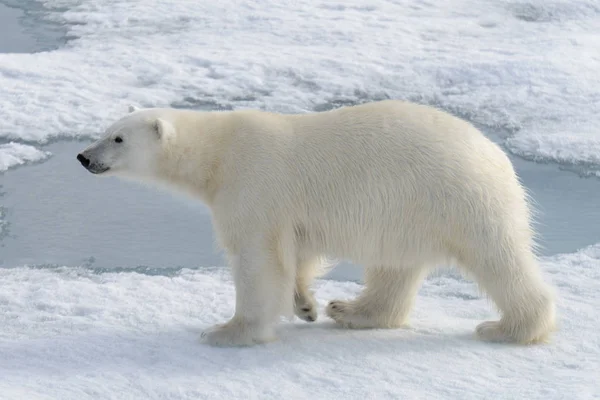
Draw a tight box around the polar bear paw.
[326,300,381,329]
[294,291,318,322]
[475,321,511,342]
[475,319,552,344]
[200,319,276,347]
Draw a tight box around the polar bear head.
[77,105,175,179]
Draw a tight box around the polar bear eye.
[114,136,123,143]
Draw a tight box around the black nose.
[77,153,90,168]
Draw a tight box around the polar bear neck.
[154,110,236,206]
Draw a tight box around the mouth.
[88,165,110,174]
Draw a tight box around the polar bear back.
[175,100,533,266]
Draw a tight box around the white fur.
[79,100,556,347]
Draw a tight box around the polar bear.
[77,100,556,347]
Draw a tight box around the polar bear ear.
[128,104,141,113]
[154,118,175,141]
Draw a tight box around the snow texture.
[0,0,598,174]
[1,245,599,400]
[0,142,50,172]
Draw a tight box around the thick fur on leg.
[326,266,429,329]
[294,254,331,322]
[459,244,556,344]
[201,239,295,347]
[294,281,317,322]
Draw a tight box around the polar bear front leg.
[294,256,321,322]
[294,278,318,322]
[201,244,292,347]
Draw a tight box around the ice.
[0,142,50,241]
[506,130,600,177]
[0,142,50,172]
[0,0,598,174]
[1,245,599,399]
[0,206,7,241]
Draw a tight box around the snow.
[0,0,599,174]
[0,142,50,172]
[1,245,599,400]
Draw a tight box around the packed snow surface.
[1,245,599,399]
[0,0,599,174]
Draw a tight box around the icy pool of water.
[0,2,65,53]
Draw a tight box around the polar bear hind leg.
[326,266,429,329]
[326,253,554,343]
[459,246,556,344]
